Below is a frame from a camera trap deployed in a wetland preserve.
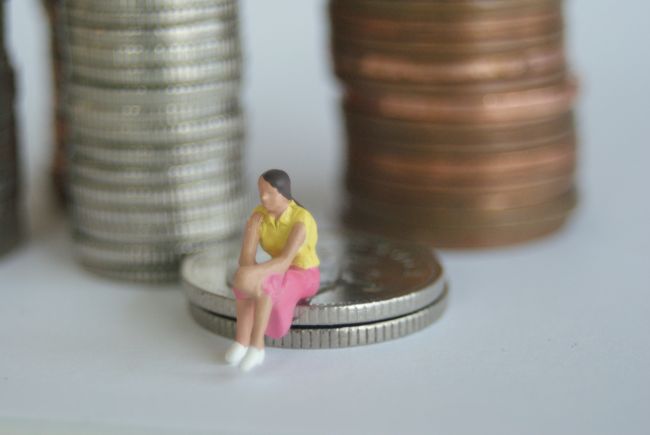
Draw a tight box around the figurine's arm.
[233,221,306,297]
[255,221,306,276]
[238,212,263,267]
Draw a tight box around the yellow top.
[252,200,320,269]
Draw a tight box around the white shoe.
[224,341,248,365]
[239,347,265,372]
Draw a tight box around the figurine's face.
[258,177,289,215]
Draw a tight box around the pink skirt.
[232,266,320,339]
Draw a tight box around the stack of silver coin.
[0,2,22,258]
[56,0,249,281]
[182,231,449,349]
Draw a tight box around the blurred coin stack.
[0,2,23,258]
[43,0,67,203]
[330,0,579,247]
[57,0,248,281]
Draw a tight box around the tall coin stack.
[0,2,22,258]
[330,0,579,248]
[58,0,248,282]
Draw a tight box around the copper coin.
[344,109,575,152]
[346,125,576,156]
[344,210,573,248]
[331,30,564,57]
[346,174,575,209]
[346,159,575,189]
[342,70,569,96]
[345,187,577,227]
[331,7,563,43]
[329,0,563,22]
[344,75,578,123]
[333,42,567,85]
[347,136,576,184]
[347,155,576,190]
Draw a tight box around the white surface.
[1,1,649,434]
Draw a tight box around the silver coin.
[62,19,239,47]
[63,79,240,106]
[68,155,242,186]
[63,38,241,68]
[61,2,237,28]
[64,57,241,87]
[182,231,447,326]
[65,0,229,13]
[79,262,180,283]
[70,134,243,166]
[71,193,251,226]
[188,286,448,349]
[64,98,239,127]
[71,198,245,243]
[69,177,243,208]
[73,230,239,267]
[68,112,243,146]
[74,216,242,244]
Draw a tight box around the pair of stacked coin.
[0,2,22,258]
[57,0,248,281]
[182,231,448,349]
[330,0,579,248]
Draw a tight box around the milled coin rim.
[188,285,448,349]
[61,19,239,49]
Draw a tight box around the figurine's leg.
[238,292,271,372]
[250,293,272,349]
[234,298,255,346]
[225,294,255,365]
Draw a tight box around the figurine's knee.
[256,290,269,304]
[233,267,248,291]
[233,266,258,297]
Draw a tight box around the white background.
[1,1,649,434]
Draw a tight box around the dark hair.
[261,169,305,209]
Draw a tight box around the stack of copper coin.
[0,2,22,258]
[57,0,249,281]
[330,0,579,247]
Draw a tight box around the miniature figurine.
[225,169,320,371]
